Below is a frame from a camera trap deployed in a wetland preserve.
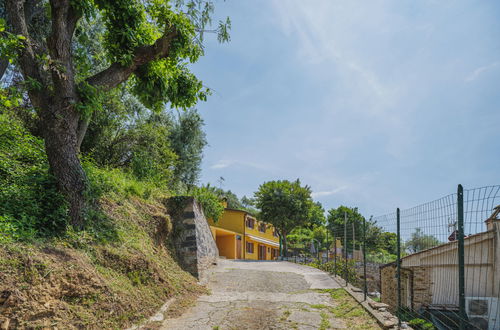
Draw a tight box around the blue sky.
[191,0,500,217]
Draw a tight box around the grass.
[0,191,205,329]
[319,289,381,329]
[319,312,331,330]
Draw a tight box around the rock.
[1,318,10,330]
[383,319,397,328]
[368,301,389,309]
[351,288,363,293]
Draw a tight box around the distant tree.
[405,228,440,253]
[169,108,207,191]
[241,195,254,208]
[312,225,327,247]
[327,206,365,252]
[254,179,314,256]
[306,202,326,228]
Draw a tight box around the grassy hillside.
[0,194,205,329]
[0,113,206,328]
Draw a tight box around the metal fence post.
[457,184,466,329]
[326,229,329,263]
[363,216,368,301]
[344,211,348,286]
[333,230,337,276]
[397,208,401,328]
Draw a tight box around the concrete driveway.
[161,259,347,329]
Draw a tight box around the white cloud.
[210,159,235,169]
[210,159,273,171]
[465,61,499,82]
[311,186,347,198]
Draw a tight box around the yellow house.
[207,207,280,260]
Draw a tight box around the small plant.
[408,318,435,330]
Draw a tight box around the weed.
[319,312,331,330]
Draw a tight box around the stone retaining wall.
[167,197,218,281]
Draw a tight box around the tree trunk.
[282,230,288,258]
[42,103,87,228]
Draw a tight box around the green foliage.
[83,160,162,201]
[95,0,158,65]
[405,228,441,253]
[132,60,209,112]
[408,318,435,330]
[309,259,358,283]
[366,250,397,263]
[327,206,398,256]
[0,18,25,64]
[169,109,207,190]
[80,89,207,191]
[288,227,313,246]
[0,113,68,242]
[191,186,224,222]
[254,179,314,254]
[307,202,326,228]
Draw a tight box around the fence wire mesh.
[287,184,500,330]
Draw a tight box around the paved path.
[161,259,345,330]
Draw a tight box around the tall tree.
[254,179,314,256]
[327,206,365,252]
[405,228,440,253]
[169,108,207,191]
[4,0,229,227]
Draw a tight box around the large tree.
[3,0,229,227]
[254,179,314,256]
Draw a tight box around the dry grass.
[0,195,205,329]
[323,289,381,329]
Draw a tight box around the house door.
[258,244,266,260]
[236,235,242,259]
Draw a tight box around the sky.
[191,0,500,217]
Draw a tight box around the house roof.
[380,206,499,268]
[380,229,494,269]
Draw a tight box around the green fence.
[290,184,500,330]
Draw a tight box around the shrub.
[408,318,435,330]
[309,259,358,283]
[0,113,68,241]
[191,186,224,222]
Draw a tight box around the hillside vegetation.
[0,113,211,329]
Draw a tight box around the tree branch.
[47,0,80,97]
[86,28,178,91]
[5,0,47,109]
[77,28,178,150]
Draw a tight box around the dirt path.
[161,260,380,330]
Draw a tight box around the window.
[258,222,266,233]
[246,217,255,229]
[246,242,254,253]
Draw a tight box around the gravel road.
[161,259,350,330]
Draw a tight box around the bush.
[309,259,358,283]
[83,160,163,201]
[366,249,397,263]
[0,113,68,241]
[408,318,435,330]
[191,186,224,222]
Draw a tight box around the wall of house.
[245,219,280,244]
[243,238,278,260]
[216,235,236,259]
[207,209,245,234]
